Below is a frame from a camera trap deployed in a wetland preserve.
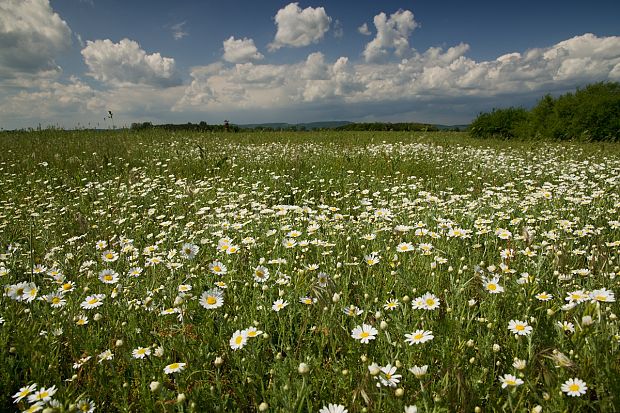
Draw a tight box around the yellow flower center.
[235,336,243,345]
[426,299,435,306]
[515,324,525,331]
[569,384,580,392]
[88,298,98,304]
[104,275,113,281]
[168,363,179,370]
[488,284,497,291]
[360,332,369,338]
[414,333,423,340]
[213,266,221,272]
[106,253,114,259]
[206,296,217,305]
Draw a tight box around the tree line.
[469,82,620,141]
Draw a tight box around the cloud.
[81,38,181,87]
[0,75,187,128]
[332,20,343,39]
[0,0,72,78]
[358,23,371,36]
[222,36,264,63]
[171,22,188,40]
[363,10,418,62]
[268,2,331,51]
[174,34,620,120]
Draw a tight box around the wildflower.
[368,362,381,375]
[81,294,105,310]
[561,378,587,397]
[383,299,400,311]
[298,362,310,374]
[512,358,527,370]
[343,305,363,316]
[316,272,330,287]
[242,326,263,338]
[199,288,224,309]
[27,385,57,404]
[98,269,119,284]
[21,403,43,413]
[396,242,414,252]
[404,406,418,413]
[97,349,113,363]
[253,265,270,283]
[128,267,143,277]
[75,314,89,326]
[558,321,575,333]
[364,253,380,266]
[420,292,440,310]
[535,292,553,301]
[495,228,512,240]
[351,324,378,344]
[164,362,186,374]
[132,347,151,359]
[405,329,434,345]
[409,365,428,378]
[32,264,47,274]
[180,243,199,259]
[12,383,37,403]
[209,260,227,275]
[229,330,248,350]
[377,364,402,388]
[483,277,504,293]
[508,320,533,336]
[299,296,316,305]
[160,308,180,315]
[101,250,118,263]
[95,240,108,250]
[499,374,524,388]
[59,281,76,293]
[272,299,289,312]
[565,290,589,304]
[44,292,66,308]
[76,398,95,413]
[589,288,615,303]
[319,404,347,413]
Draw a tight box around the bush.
[470,82,620,141]
[469,107,529,139]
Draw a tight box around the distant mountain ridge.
[238,121,468,131]
[237,121,352,130]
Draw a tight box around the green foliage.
[0,130,619,412]
[469,107,530,139]
[470,82,620,141]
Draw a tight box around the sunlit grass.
[0,130,619,412]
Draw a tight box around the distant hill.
[238,121,352,130]
[129,120,468,132]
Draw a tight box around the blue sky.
[1,0,619,129]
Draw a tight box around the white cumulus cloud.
[174,33,620,122]
[268,2,331,51]
[81,38,181,87]
[223,36,264,63]
[363,9,418,62]
[0,0,72,78]
[358,23,371,36]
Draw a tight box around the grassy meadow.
[0,130,619,412]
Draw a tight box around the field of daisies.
[0,130,619,412]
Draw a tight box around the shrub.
[469,107,529,139]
